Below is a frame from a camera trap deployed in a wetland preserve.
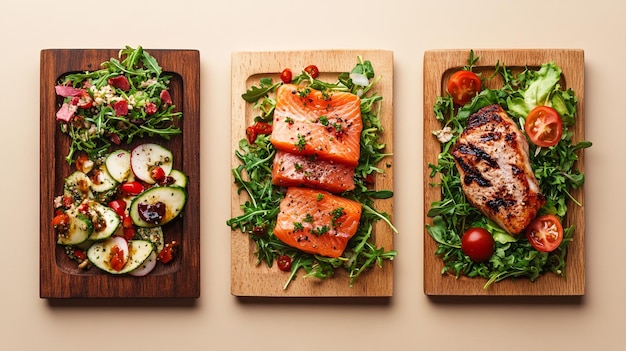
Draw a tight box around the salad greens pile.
[56,46,182,163]
[227,57,397,289]
[427,52,592,288]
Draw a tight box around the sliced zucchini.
[105,149,132,183]
[57,209,93,246]
[90,164,118,193]
[168,169,188,188]
[87,238,154,274]
[131,143,173,184]
[87,202,121,241]
[64,171,93,203]
[136,226,165,254]
[129,186,187,227]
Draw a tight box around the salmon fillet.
[274,187,362,258]
[270,84,363,166]
[272,150,355,193]
[452,104,545,234]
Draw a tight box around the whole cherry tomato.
[461,227,495,262]
[277,255,292,271]
[280,68,293,83]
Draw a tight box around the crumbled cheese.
[433,126,453,143]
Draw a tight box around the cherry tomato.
[113,100,128,116]
[304,65,319,78]
[151,166,166,183]
[524,106,563,147]
[76,91,93,109]
[277,255,292,271]
[158,240,179,264]
[108,199,127,217]
[525,214,564,252]
[446,70,481,106]
[144,101,157,115]
[109,245,127,271]
[280,68,293,83]
[120,181,144,195]
[245,121,273,144]
[461,227,495,262]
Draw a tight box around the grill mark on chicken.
[452,104,545,234]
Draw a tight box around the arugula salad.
[426,51,591,288]
[54,46,182,163]
[227,57,397,289]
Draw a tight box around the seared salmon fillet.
[270,84,362,166]
[452,104,545,234]
[274,187,362,258]
[272,150,356,193]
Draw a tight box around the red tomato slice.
[525,214,564,252]
[446,70,481,106]
[524,106,563,147]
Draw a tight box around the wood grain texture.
[231,50,394,297]
[423,49,586,296]
[40,49,201,299]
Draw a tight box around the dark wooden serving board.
[40,49,200,298]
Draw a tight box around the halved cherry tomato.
[447,70,481,106]
[525,214,564,252]
[109,245,127,271]
[277,255,292,271]
[461,227,495,262]
[245,121,273,144]
[120,181,144,195]
[280,68,293,83]
[151,166,166,183]
[524,106,563,147]
[76,91,93,109]
[113,100,129,116]
[304,65,319,78]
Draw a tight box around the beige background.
[1,0,624,350]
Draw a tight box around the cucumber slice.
[57,209,94,246]
[90,164,118,193]
[131,143,173,184]
[129,186,187,227]
[168,169,188,188]
[64,171,93,203]
[87,202,121,241]
[105,149,132,183]
[136,226,165,254]
[87,238,154,274]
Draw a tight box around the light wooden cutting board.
[230,50,394,297]
[423,49,586,296]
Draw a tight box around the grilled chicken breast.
[452,104,545,234]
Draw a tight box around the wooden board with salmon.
[230,50,394,297]
[423,49,586,296]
